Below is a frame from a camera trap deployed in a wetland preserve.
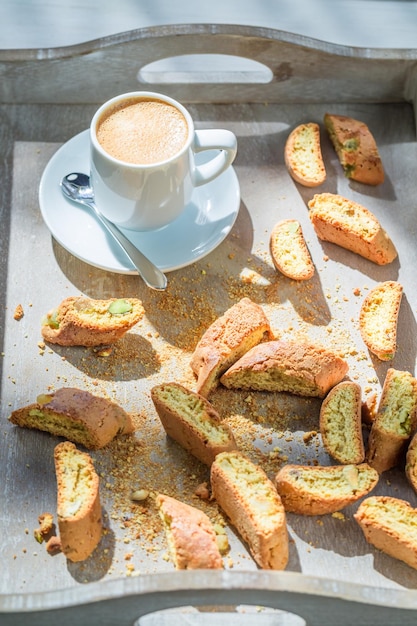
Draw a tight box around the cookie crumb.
[34,512,54,543]
[194,482,210,500]
[46,536,62,555]
[303,430,317,444]
[14,304,24,320]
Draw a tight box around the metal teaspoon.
[60,173,167,291]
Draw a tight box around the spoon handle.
[89,201,167,290]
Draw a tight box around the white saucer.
[39,130,240,273]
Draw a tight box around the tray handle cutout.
[137,54,273,85]
[138,607,306,626]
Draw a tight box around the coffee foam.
[97,99,189,165]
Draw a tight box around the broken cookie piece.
[190,297,273,397]
[156,493,223,569]
[55,441,102,562]
[9,387,134,449]
[324,113,384,185]
[34,512,54,544]
[41,296,144,347]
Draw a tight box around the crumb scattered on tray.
[33,512,54,544]
[13,304,24,320]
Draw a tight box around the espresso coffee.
[96,97,189,165]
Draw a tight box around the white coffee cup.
[90,91,237,231]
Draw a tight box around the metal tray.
[1,24,417,626]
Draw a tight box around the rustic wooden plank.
[2,570,417,626]
[0,25,416,111]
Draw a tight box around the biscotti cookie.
[359,281,403,361]
[319,381,365,464]
[269,220,315,280]
[355,496,417,570]
[151,382,237,466]
[367,368,417,474]
[275,463,378,515]
[54,441,102,562]
[324,113,384,185]
[308,193,397,265]
[211,451,288,570]
[405,433,417,494]
[220,340,348,398]
[156,493,223,569]
[9,387,134,449]
[190,297,273,397]
[41,296,144,346]
[284,122,326,187]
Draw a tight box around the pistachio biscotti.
[324,113,384,185]
[220,340,348,398]
[405,433,417,494]
[54,441,102,562]
[359,281,403,361]
[319,381,365,464]
[190,297,273,397]
[355,496,417,570]
[41,296,144,346]
[275,463,379,515]
[366,368,417,474]
[151,382,237,466]
[211,451,288,570]
[269,219,315,281]
[8,387,134,450]
[308,193,397,265]
[284,122,326,187]
[156,493,223,569]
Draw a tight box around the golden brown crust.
[324,113,384,185]
[211,451,288,570]
[359,281,403,361]
[41,296,144,346]
[151,382,237,466]
[308,193,397,265]
[54,441,102,562]
[8,387,134,449]
[405,433,417,494]
[275,463,379,515]
[269,220,315,280]
[361,392,378,426]
[354,496,417,570]
[284,122,326,187]
[319,381,365,464]
[367,368,417,474]
[220,340,348,398]
[190,297,273,397]
[156,493,223,569]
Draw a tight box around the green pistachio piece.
[107,299,133,315]
[286,221,300,234]
[343,138,359,152]
[42,309,60,329]
[343,163,356,178]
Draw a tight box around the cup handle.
[191,129,237,186]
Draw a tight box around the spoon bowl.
[62,172,95,202]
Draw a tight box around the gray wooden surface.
[1,24,417,626]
